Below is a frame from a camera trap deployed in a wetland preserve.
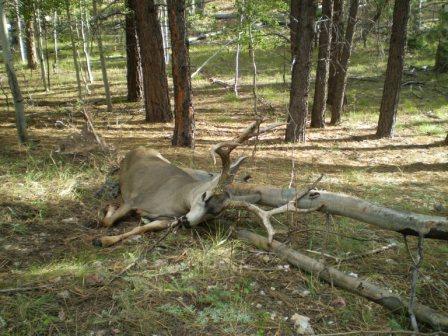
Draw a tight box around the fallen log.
[236,229,448,331]
[228,183,448,241]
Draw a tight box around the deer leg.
[93,219,172,247]
[102,203,132,227]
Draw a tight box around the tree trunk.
[434,4,448,73]
[160,0,171,64]
[93,0,113,112]
[24,18,37,69]
[66,1,83,99]
[290,0,300,59]
[327,0,343,106]
[311,0,333,128]
[285,0,316,142]
[35,8,48,91]
[13,0,26,63]
[330,0,359,125]
[167,0,194,147]
[237,230,448,331]
[0,0,28,144]
[228,183,448,241]
[134,0,172,123]
[53,11,58,72]
[80,1,94,83]
[125,0,142,102]
[376,0,410,138]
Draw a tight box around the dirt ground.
[0,41,447,335]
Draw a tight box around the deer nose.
[179,216,191,228]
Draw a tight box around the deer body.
[102,147,226,228]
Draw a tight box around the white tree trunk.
[80,2,94,83]
[0,0,28,143]
[228,183,448,240]
[13,0,26,63]
[53,11,58,72]
[35,8,48,91]
[237,229,448,330]
[93,0,112,111]
[159,0,170,65]
[66,2,83,99]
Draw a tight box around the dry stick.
[236,229,448,331]
[340,242,398,262]
[191,39,236,78]
[313,331,448,336]
[0,284,51,294]
[407,233,425,333]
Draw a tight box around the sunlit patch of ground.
[0,39,447,335]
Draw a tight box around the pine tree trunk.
[167,0,194,147]
[376,0,410,138]
[311,0,333,128]
[13,0,26,63]
[25,18,37,69]
[285,0,316,142]
[434,4,448,73]
[125,0,142,102]
[35,8,48,91]
[0,0,28,144]
[93,0,113,112]
[330,0,359,125]
[134,0,171,122]
[66,1,83,99]
[327,0,343,106]
[290,0,300,59]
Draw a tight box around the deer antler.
[211,118,283,189]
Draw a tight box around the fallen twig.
[0,284,51,294]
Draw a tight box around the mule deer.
[94,120,272,246]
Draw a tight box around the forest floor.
[0,40,447,335]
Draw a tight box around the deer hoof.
[92,238,103,248]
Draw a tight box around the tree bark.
[327,0,343,106]
[125,0,142,102]
[285,0,316,142]
[13,0,26,63]
[134,0,172,123]
[167,0,195,147]
[311,0,333,128]
[35,8,48,91]
[93,0,113,112]
[228,183,448,241]
[330,0,359,125]
[290,0,300,59]
[66,1,83,99]
[434,4,448,73]
[53,11,58,72]
[0,0,28,144]
[376,0,410,138]
[80,1,94,83]
[24,18,37,70]
[237,229,448,330]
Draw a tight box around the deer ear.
[201,192,207,202]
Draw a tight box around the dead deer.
[93,119,318,247]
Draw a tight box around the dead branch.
[236,229,448,331]
[228,184,448,241]
[340,242,398,262]
[0,284,51,294]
